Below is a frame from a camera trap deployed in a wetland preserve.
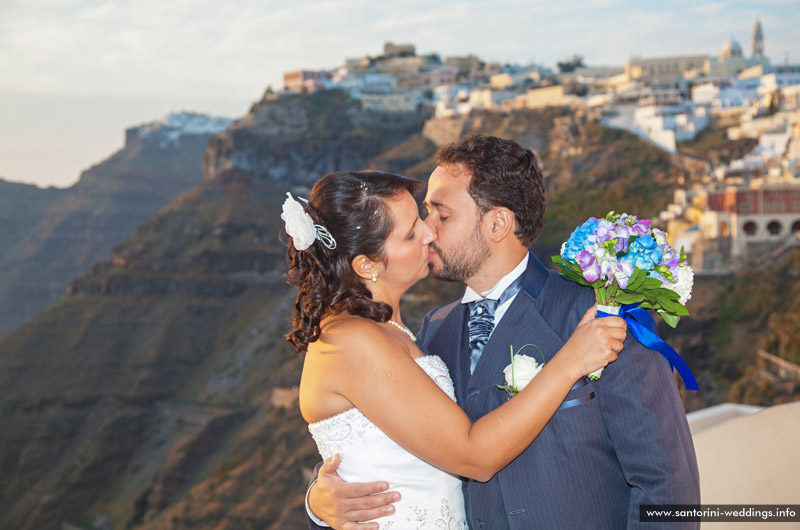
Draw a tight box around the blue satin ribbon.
[598,304,699,391]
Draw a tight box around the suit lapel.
[468,254,566,390]
[427,254,561,403]
[426,303,469,403]
[467,291,567,391]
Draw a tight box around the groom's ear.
[488,207,515,242]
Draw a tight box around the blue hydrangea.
[621,235,663,272]
[562,218,599,262]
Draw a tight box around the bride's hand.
[560,304,627,379]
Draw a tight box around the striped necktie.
[467,275,524,374]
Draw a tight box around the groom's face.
[423,164,490,283]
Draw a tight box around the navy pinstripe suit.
[415,253,700,529]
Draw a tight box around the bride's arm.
[306,307,625,482]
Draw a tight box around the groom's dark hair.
[435,134,545,246]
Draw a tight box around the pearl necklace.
[386,320,416,342]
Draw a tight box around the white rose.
[660,264,693,305]
[502,354,544,392]
[652,228,668,247]
[672,264,694,305]
[281,193,317,250]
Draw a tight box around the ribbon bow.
[598,304,699,391]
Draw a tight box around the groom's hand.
[309,454,400,530]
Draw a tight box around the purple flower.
[663,255,680,269]
[613,259,635,289]
[594,220,615,243]
[613,225,632,240]
[577,250,595,269]
[631,220,652,236]
[582,260,602,282]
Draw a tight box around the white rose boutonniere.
[496,344,545,399]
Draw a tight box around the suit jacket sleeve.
[416,310,433,346]
[594,328,701,529]
[305,462,330,529]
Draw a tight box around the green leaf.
[658,296,689,316]
[658,288,681,301]
[644,289,662,300]
[552,255,563,266]
[660,312,680,328]
[641,277,663,290]
[613,292,646,305]
[559,268,579,279]
[567,261,584,275]
[627,268,646,291]
[560,269,589,286]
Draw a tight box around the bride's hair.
[284,170,423,352]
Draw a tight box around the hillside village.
[280,20,800,273]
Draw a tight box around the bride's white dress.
[309,355,469,529]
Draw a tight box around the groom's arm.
[305,453,400,529]
[594,333,701,529]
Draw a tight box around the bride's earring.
[371,271,377,283]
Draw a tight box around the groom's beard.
[429,223,489,283]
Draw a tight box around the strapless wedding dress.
[309,355,469,529]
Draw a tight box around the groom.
[306,135,700,529]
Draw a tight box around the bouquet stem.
[590,304,622,380]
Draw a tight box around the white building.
[694,182,800,270]
[359,91,422,112]
[692,81,758,109]
[432,85,472,117]
[729,110,798,140]
[632,103,710,152]
[490,71,540,90]
[756,72,800,98]
[336,72,397,94]
[467,88,518,110]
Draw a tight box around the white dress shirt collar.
[461,254,528,305]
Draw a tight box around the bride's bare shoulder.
[314,314,387,350]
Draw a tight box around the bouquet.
[552,212,698,390]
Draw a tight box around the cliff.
[0,112,232,335]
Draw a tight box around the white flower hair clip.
[281,193,337,251]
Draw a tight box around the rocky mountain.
[0,112,233,335]
[0,178,67,270]
[0,91,795,530]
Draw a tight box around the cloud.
[0,0,797,100]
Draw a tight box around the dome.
[721,39,743,59]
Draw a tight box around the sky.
[0,0,798,188]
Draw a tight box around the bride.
[283,170,626,529]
